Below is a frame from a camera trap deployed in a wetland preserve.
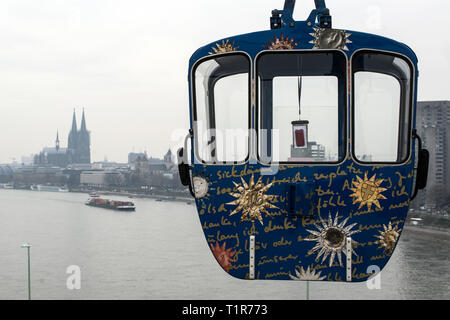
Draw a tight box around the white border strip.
[249,235,255,280]
[346,237,352,282]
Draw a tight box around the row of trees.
[104,171,182,189]
[2,170,183,190]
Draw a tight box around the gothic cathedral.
[68,109,91,164]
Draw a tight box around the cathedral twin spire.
[80,108,87,132]
[70,108,88,133]
[68,108,91,164]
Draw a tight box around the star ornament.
[350,172,387,211]
[305,212,360,267]
[227,175,278,225]
[289,265,326,281]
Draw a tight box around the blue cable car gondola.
[178,0,429,282]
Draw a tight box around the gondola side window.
[193,54,250,164]
[352,51,413,163]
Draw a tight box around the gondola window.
[193,54,250,164]
[352,51,413,163]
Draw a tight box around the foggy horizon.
[1,0,449,164]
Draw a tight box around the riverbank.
[0,185,194,203]
[405,210,450,232]
[404,224,450,236]
[88,190,194,203]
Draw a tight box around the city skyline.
[0,0,449,163]
[21,109,173,165]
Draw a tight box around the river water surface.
[0,189,448,300]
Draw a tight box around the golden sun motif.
[264,33,298,50]
[209,39,238,54]
[227,175,278,225]
[305,212,360,267]
[374,222,402,255]
[350,172,387,211]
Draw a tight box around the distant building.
[21,155,34,166]
[289,141,326,161]
[0,165,14,183]
[128,150,175,174]
[416,101,450,208]
[164,149,175,171]
[92,161,129,170]
[80,170,122,188]
[135,155,150,175]
[148,160,166,174]
[34,110,91,167]
[128,152,148,165]
[34,131,70,167]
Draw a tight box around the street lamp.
[21,243,31,300]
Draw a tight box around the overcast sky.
[0,0,448,164]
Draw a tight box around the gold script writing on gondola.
[315,195,347,215]
[202,216,233,230]
[258,254,299,266]
[243,239,267,250]
[212,231,240,247]
[315,186,335,196]
[273,237,292,247]
[313,166,347,187]
[265,271,291,279]
[264,218,296,233]
[388,201,410,210]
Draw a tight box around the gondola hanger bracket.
[270,0,332,30]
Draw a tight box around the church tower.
[55,131,60,152]
[67,109,91,164]
[164,149,173,170]
[77,109,91,164]
[68,109,78,163]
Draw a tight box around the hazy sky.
[0,0,449,164]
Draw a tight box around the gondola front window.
[257,51,347,163]
[193,54,250,164]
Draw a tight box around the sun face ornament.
[309,28,352,50]
[374,222,402,255]
[193,176,209,199]
[305,212,360,267]
[226,175,278,225]
[350,172,387,210]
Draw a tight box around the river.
[0,189,448,300]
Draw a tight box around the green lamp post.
[21,243,31,300]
